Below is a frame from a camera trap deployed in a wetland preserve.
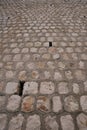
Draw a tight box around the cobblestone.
[64,95,79,112]
[80,96,87,113]
[58,82,69,94]
[37,96,50,112]
[21,96,35,112]
[0,114,7,130]
[0,96,6,111]
[8,114,24,130]
[40,82,55,94]
[5,82,18,95]
[45,116,59,130]
[77,113,87,130]
[61,115,75,130]
[0,0,87,129]
[7,95,21,112]
[52,96,62,113]
[23,82,38,95]
[26,114,41,130]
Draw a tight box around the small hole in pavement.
[8,17,10,19]
[49,42,52,47]
[18,81,25,96]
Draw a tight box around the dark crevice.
[18,81,25,96]
[49,42,52,47]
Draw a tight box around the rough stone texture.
[74,70,86,81]
[54,71,63,81]
[7,95,21,111]
[26,115,41,130]
[40,82,55,94]
[45,116,59,130]
[5,82,18,94]
[8,114,24,130]
[65,70,73,80]
[58,82,69,94]
[64,95,79,112]
[0,0,87,129]
[18,71,27,81]
[0,114,7,130]
[0,96,6,110]
[84,81,87,91]
[53,54,60,60]
[37,96,50,112]
[31,70,39,79]
[6,71,14,79]
[21,96,35,112]
[23,82,38,95]
[52,96,62,113]
[77,113,87,130]
[73,83,80,94]
[80,96,87,112]
[60,115,75,130]
[0,82,4,93]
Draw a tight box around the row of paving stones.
[0,81,86,113]
[0,82,87,130]
[1,113,87,130]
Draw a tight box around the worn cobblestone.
[45,116,59,130]
[26,114,41,130]
[21,96,35,112]
[8,114,24,130]
[0,0,87,129]
[0,114,7,130]
[60,115,75,130]
[7,95,21,112]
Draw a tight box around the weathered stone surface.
[52,96,62,113]
[6,71,14,79]
[65,70,73,80]
[37,96,50,112]
[64,95,79,112]
[42,54,51,60]
[27,62,36,70]
[7,95,21,111]
[58,82,69,94]
[74,70,86,81]
[60,115,75,130]
[0,114,7,130]
[77,113,87,130]
[40,82,55,94]
[23,82,38,95]
[54,71,63,81]
[0,96,6,110]
[18,71,27,81]
[47,61,55,69]
[26,115,41,130]
[8,114,24,130]
[16,62,24,70]
[73,83,80,94]
[53,54,60,60]
[44,71,51,79]
[0,1,87,130]
[81,54,87,60]
[0,82,4,93]
[84,81,87,91]
[80,96,87,112]
[21,96,35,112]
[5,82,18,94]
[31,70,39,79]
[58,62,65,70]
[45,116,59,130]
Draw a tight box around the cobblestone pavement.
[0,0,87,129]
